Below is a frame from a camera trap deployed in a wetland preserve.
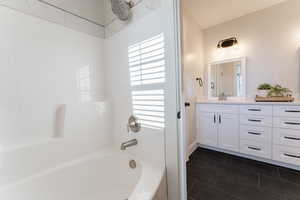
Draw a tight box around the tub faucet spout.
[121,139,138,150]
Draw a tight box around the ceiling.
[183,0,287,29]
[44,0,105,25]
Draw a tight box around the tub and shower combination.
[0,0,169,198]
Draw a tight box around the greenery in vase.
[257,83,272,90]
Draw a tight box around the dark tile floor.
[187,148,300,200]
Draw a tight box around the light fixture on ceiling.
[217,37,238,49]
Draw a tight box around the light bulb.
[233,43,239,50]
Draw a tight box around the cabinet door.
[198,112,218,147]
[218,114,239,152]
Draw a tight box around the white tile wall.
[104,0,162,38]
[0,0,104,38]
[0,6,109,147]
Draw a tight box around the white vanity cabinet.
[197,112,218,147]
[273,105,300,166]
[196,102,300,169]
[197,104,239,152]
[239,105,273,159]
[218,114,239,151]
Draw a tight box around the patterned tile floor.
[187,148,300,200]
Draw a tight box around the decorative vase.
[257,90,270,98]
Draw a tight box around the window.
[128,34,166,129]
[129,33,165,86]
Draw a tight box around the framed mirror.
[208,57,246,99]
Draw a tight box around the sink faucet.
[121,139,138,150]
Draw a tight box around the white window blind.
[129,33,165,86]
[128,34,166,129]
[132,90,165,129]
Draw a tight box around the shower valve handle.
[127,115,141,133]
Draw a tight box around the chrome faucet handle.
[127,115,141,133]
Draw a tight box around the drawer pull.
[248,119,261,122]
[284,122,300,126]
[248,146,261,151]
[248,108,261,112]
[284,136,300,140]
[248,132,262,136]
[284,153,300,159]
[285,110,300,113]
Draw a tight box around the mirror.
[208,57,246,99]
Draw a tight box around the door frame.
[163,0,187,199]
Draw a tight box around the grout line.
[258,173,262,188]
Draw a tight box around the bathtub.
[0,148,166,200]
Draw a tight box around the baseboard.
[197,144,300,171]
[187,141,198,159]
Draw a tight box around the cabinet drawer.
[197,104,239,114]
[273,128,300,147]
[273,145,300,166]
[240,125,272,142]
[240,139,271,159]
[274,117,300,130]
[240,115,272,127]
[274,106,300,117]
[240,105,272,116]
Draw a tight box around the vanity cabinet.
[198,112,218,147]
[197,105,239,152]
[239,105,273,159]
[197,102,300,169]
[273,105,300,166]
[218,114,239,151]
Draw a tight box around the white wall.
[204,0,300,98]
[181,6,204,153]
[0,0,104,38]
[104,6,165,150]
[104,0,162,37]
[104,0,183,199]
[0,6,111,148]
[45,0,105,24]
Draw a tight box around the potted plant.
[257,83,272,97]
[268,84,292,97]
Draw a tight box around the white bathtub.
[0,148,166,200]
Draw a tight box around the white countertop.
[196,98,300,106]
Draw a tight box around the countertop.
[196,98,300,106]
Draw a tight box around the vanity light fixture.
[217,37,238,49]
